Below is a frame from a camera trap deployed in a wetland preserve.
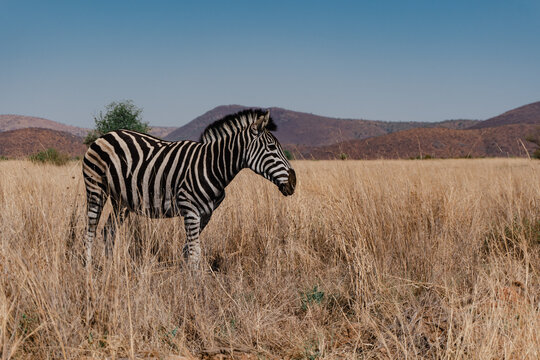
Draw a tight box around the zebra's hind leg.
[104,202,128,258]
[85,189,107,269]
[182,210,201,270]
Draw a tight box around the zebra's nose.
[278,168,296,196]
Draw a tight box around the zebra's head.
[244,110,296,196]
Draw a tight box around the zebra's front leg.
[200,212,212,232]
[182,211,201,269]
[198,190,223,233]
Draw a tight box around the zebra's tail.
[82,143,109,268]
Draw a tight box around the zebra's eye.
[268,144,277,151]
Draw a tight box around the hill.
[1,114,176,140]
[3,101,537,160]
[375,119,479,133]
[470,101,540,129]
[165,105,480,146]
[0,114,89,137]
[303,124,538,160]
[263,107,386,146]
[0,128,87,158]
[148,126,176,138]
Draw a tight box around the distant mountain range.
[0,115,176,158]
[297,102,540,159]
[469,101,540,129]
[164,105,479,146]
[0,114,89,137]
[302,124,538,160]
[0,128,87,158]
[0,101,539,159]
[0,114,176,139]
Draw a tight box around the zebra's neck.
[204,132,247,191]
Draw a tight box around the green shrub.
[339,153,348,160]
[29,148,70,166]
[84,100,149,145]
[525,128,540,158]
[410,154,434,160]
[283,149,294,161]
[0,155,8,161]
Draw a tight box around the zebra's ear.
[252,110,270,133]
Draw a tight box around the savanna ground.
[0,159,539,359]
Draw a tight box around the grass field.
[1,159,539,359]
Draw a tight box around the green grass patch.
[301,285,325,311]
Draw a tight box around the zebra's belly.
[137,207,180,219]
[116,190,180,219]
[132,202,181,219]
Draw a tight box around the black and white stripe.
[83,109,296,268]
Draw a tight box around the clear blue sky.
[1,0,539,127]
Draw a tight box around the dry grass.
[1,159,539,359]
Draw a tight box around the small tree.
[283,149,294,161]
[84,100,149,145]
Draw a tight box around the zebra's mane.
[199,109,277,143]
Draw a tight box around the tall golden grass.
[0,159,539,359]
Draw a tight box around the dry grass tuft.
[1,159,539,359]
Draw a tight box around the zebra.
[82,109,296,268]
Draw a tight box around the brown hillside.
[1,114,174,139]
[0,128,86,158]
[268,107,386,146]
[0,114,89,137]
[148,126,176,139]
[165,105,478,146]
[470,101,540,129]
[376,119,479,133]
[304,124,538,160]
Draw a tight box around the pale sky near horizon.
[1,0,539,127]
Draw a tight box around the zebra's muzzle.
[279,168,296,196]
